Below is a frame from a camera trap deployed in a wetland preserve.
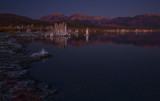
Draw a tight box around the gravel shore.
[0,32,56,101]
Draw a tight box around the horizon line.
[0,12,160,20]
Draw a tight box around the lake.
[27,32,160,101]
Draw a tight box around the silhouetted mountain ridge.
[40,13,160,28]
[1,13,160,28]
[0,13,94,28]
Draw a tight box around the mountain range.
[40,13,160,28]
[40,13,110,26]
[0,13,93,28]
[1,13,160,28]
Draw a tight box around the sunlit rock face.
[40,13,68,22]
[54,22,68,35]
[39,13,110,26]
[39,13,160,28]
[70,13,110,24]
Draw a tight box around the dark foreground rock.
[0,33,56,101]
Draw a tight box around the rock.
[0,50,15,54]
[44,85,49,90]
[49,90,58,95]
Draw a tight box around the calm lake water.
[27,32,160,101]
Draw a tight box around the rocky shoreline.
[0,32,56,101]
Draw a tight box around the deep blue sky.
[0,0,160,19]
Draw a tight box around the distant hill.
[40,13,160,28]
[0,13,94,28]
[0,13,50,26]
[40,13,110,27]
[40,13,69,22]
[108,14,160,28]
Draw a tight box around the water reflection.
[86,35,89,42]
[27,32,160,48]
[54,37,70,49]
[28,32,160,101]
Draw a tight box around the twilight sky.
[0,0,160,19]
